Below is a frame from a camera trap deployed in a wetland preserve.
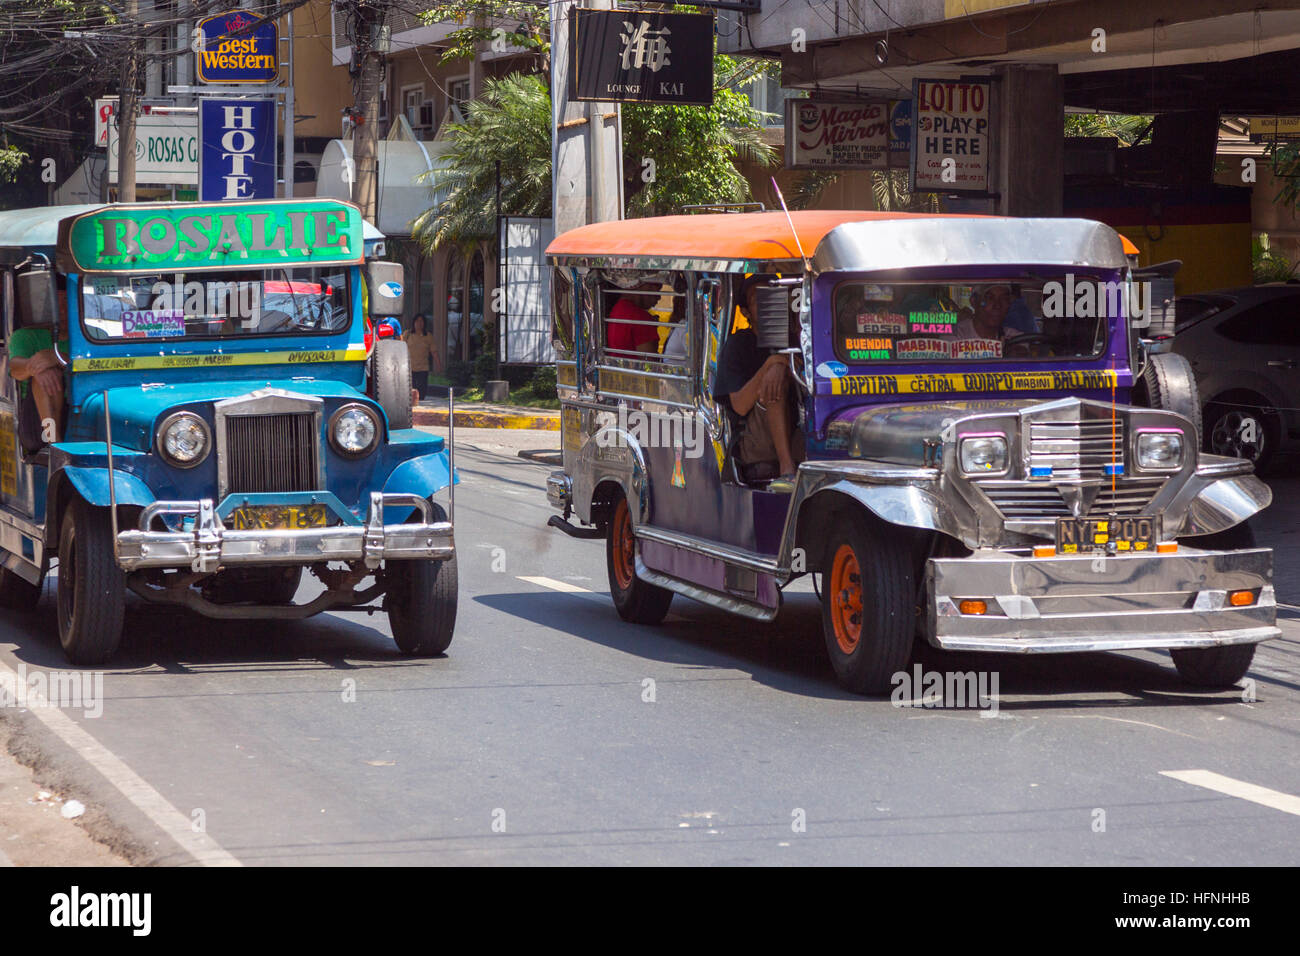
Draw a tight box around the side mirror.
[17,269,56,329]
[365,260,404,317]
[752,285,791,350]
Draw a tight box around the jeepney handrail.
[594,362,691,382]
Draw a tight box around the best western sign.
[195,10,279,84]
[59,201,364,273]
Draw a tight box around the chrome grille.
[1028,418,1125,479]
[979,477,1165,519]
[224,413,318,493]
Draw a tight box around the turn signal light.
[958,600,988,615]
[1157,542,1178,553]
[1229,590,1256,607]
[1032,545,1056,558]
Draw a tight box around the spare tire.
[372,339,413,430]
[1137,352,1202,445]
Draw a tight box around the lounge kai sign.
[910,78,992,194]
[786,99,890,170]
[59,201,365,273]
[195,10,279,84]
[570,10,714,105]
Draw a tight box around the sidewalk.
[412,401,560,431]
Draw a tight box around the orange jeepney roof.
[545,210,989,262]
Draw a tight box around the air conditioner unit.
[419,101,434,128]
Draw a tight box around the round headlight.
[1137,432,1183,470]
[157,412,210,467]
[330,404,380,457]
[959,435,1008,474]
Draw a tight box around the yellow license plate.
[1055,515,1157,554]
[228,505,329,531]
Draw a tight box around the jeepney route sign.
[60,201,365,273]
[829,369,1119,396]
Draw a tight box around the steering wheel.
[1004,333,1054,358]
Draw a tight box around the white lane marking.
[1160,769,1300,817]
[0,661,241,866]
[517,576,592,593]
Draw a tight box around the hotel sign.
[195,10,279,84]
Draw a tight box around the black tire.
[1183,521,1256,551]
[387,502,457,655]
[606,493,672,624]
[1140,352,1202,445]
[1174,520,1259,686]
[1204,399,1279,474]
[372,339,413,429]
[820,511,915,695]
[0,567,42,610]
[1171,643,1257,687]
[56,499,125,665]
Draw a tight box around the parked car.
[1168,283,1300,472]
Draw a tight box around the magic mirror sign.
[569,10,714,105]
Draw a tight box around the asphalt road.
[1,430,1298,865]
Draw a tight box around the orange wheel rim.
[612,500,635,590]
[830,544,863,654]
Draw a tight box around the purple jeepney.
[543,211,1276,694]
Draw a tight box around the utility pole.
[351,1,388,224]
[550,0,623,235]
[117,0,141,202]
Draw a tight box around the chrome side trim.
[635,556,777,622]
[634,524,780,575]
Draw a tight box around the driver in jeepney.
[7,276,69,448]
[713,274,803,494]
[954,283,1023,342]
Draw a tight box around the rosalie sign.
[569,10,713,105]
[195,10,279,84]
[199,98,276,201]
[59,201,364,274]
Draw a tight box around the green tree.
[1063,112,1153,146]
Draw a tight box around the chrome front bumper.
[546,471,571,510]
[116,492,454,573]
[926,547,1279,652]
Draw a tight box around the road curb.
[413,407,560,431]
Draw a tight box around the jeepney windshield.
[832,276,1126,364]
[79,266,351,342]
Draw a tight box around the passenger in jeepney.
[7,275,68,450]
[662,276,689,361]
[605,280,661,354]
[712,274,804,494]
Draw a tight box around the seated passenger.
[712,275,804,493]
[662,279,688,360]
[7,280,69,448]
[605,284,661,354]
[955,284,1023,343]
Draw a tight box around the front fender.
[575,422,650,525]
[59,466,156,508]
[382,451,457,503]
[1181,471,1272,537]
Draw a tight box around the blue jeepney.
[0,200,457,663]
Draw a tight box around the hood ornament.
[1059,484,1100,518]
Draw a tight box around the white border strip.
[1,661,240,866]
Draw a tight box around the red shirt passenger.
[605,295,659,353]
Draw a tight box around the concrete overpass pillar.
[993,64,1063,217]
